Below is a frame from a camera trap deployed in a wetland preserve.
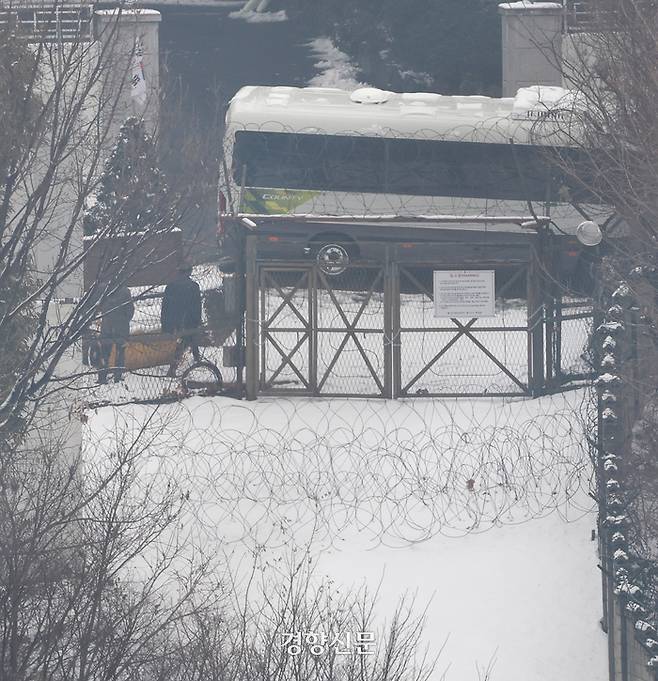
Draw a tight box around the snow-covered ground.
[86,390,607,680]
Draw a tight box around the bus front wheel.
[311,236,357,276]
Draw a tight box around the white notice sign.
[433,270,496,318]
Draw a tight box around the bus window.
[231,130,595,204]
[321,135,386,192]
[232,131,309,188]
[232,131,385,192]
[383,138,553,201]
[386,138,465,196]
[550,147,601,204]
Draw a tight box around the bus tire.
[312,236,358,276]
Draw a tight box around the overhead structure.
[498,1,616,96]
[498,2,564,97]
[0,0,93,42]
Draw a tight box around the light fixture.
[576,220,602,246]
[241,217,257,230]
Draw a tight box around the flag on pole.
[130,39,147,105]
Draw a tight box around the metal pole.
[259,265,267,391]
[235,228,246,392]
[528,235,545,396]
[392,249,401,398]
[545,293,554,387]
[544,233,556,387]
[554,294,563,383]
[310,265,318,395]
[601,384,617,681]
[596,391,609,633]
[629,306,640,419]
[620,598,629,681]
[383,246,393,399]
[607,550,617,681]
[245,234,258,400]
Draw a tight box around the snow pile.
[397,67,434,88]
[499,1,562,9]
[229,8,288,22]
[307,37,366,90]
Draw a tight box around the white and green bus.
[218,84,607,276]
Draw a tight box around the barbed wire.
[84,389,596,560]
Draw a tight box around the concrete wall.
[23,40,100,301]
[561,30,602,88]
[499,2,564,96]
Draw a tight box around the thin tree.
[0,13,191,430]
[548,1,658,256]
[0,15,220,680]
[547,2,658,662]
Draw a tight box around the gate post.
[383,247,393,399]
[553,294,563,383]
[392,251,401,398]
[234,227,246,392]
[543,231,559,388]
[309,265,318,395]
[245,234,259,400]
[528,235,546,396]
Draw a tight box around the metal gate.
[254,264,388,397]
[394,263,535,398]
[244,237,592,399]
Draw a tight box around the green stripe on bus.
[241,188,318,214]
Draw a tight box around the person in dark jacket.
[98,284,134,384]
[161,263,202,376]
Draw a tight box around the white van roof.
[225,85,579,144]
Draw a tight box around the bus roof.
[225,85,580,144]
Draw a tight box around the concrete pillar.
[94,8,161,135]
[498,1,564,97]
[561,31,600,89]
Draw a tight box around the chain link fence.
[83,264,243,407]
